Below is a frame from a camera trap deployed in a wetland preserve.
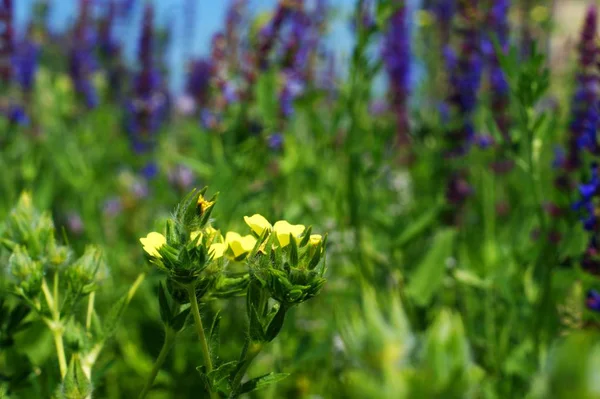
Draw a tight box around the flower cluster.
[138,189,327,396]
[140,188,327,305]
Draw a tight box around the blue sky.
[14,0,420,93]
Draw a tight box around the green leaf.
[395,204,442,247]
[209,311,221,364]
[206,361,237,392]
[248,305,265,343]
[289,234,299,266]
[170,308,191,332]
[239,372,290,394]
[265,305,286,342]
[158,282,172,326]
[102,294,128,339]
[406,228,457,307]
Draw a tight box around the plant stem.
[41,278,67,379]
[86,291,95,331]
[138,329,176,399]
[186,285,217,399]
[127,273,146,303]
[52,329,68,379]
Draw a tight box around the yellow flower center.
[244,214,272,236]
[140,232,166,258]
[273,220,305,247]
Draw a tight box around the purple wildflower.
[430,0,454,45]
[225,0,246,66]
[573,163,600,231]
[200,108,220,130]
[446,173,473,205]
[168,165,195,191]
[257,0,296,70]
[186,59,212,108]
[563,6,599,170]
[7,104,28,126]
[13,26,40,93]
[383,1,411,146]
[141,162,158,180]
[268,133,284,151]
[103,197,122,217]
[586,289,600,311]
[444,0,483,155]
[66,212,84,235]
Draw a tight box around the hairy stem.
[186,285,217,399]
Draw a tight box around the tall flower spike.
[125,2,167,155]
[431,0,454,47]
[13,25,40,93]
[383,1,411,147]
[0,0,14,85]
[69,0,98,108]
[486,0,511,141]
[444,0,483,155]
[186,59,213,109]
[257,0,296,70]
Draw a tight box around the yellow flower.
[209,243,226,259]
[225,232,257,258]
[140,232,166,258]
[197,194,215,216]
[244,214,272,236]
[273,220,305,247]
[309,234,322,246]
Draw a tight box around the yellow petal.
[226,231,257,258]
[244,214,272,236]
[209,243,226,259]
[140,232,166,258]
[273,220,305,247]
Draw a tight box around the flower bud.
[8,246,43,298]
[65,246,103,292]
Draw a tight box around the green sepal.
[60,355,92,399]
